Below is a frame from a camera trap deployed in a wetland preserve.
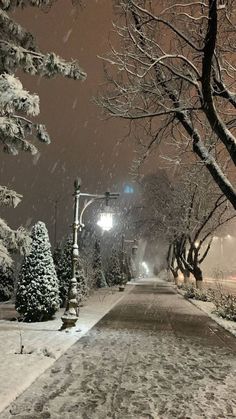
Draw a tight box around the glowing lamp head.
[97,210,113,231]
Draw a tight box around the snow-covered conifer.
[0,1,86,269]
[54,237,72,307]
[92,239,107,288]
[15,221,59,322]
[0,266,14,301]
[75,259,88,304]
[0,2,86,155]
[54,236,88,306]
[0,187,31,270]
[107,249,122,286]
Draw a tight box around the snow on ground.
[0,286,132,414]
[0,279,236,419]
[176,287,236,338]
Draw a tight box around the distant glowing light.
[97,212,113,231]
[124,185,134,194]
[142,261,149,274]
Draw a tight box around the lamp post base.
[60,277,78,330]
[60,312,78,330]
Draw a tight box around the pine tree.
[107,249,122,286]
[54,236,87,307]
[92,239,107,288]
[0,1,86,268]
[54,237,72,307]
[0,187,31,270]
[0,265,14,301]
[0,2,86,155]
[75,258,87,304]
[15,221,59,322]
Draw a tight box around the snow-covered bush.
[183,285,211,302]
[93,239,107,288]
[0,266,14,301]
[15,221,59,322]
[213,293,236,322]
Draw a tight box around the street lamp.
[97,207,114,231]
[61,178,119,330]
[121,236,139,281]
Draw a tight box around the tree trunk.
[173,271,179,286]
[183,269,190,285]
[194,266,203,289]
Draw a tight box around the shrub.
[183,285,211,302]
[213,293,236,322]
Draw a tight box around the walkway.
[1,279,236,419]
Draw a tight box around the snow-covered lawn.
[0,286,131,414]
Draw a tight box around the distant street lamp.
[61,179,119,330]
[121,235,139,281]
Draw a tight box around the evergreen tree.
[0,187,31,270]
[92,239,107,288]
[0,1,86,269]
[54,236,87,307]
[0,2,86,155]
[107,249,122,286]
[0,265,14,301]
[54,237,72,307]
[15,221,59,322]
[75,259,88,304]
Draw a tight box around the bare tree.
[133,166,235,287]
[167,167,235,287]
[97,0,236,208]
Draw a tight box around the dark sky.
[1,0,138,242]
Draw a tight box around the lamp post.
[121,236,139,281]
[61,178,119,330]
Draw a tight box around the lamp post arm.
[79,198,96,229]
[79,191,120,229]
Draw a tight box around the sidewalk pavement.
[1,278,236,419]
[0,285,132,414]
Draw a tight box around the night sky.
[1,0,140,241]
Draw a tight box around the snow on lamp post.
[61,180,119,330]
[61,178,81,330]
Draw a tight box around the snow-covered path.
[1,279,236,419]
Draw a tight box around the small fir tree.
[93,239,107,288]
[54,236,87,306]
[54,237,72,307]
[15,221,59,322]
[0,265,14,301]
[75,259,88,304]
[107,249,122,286]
